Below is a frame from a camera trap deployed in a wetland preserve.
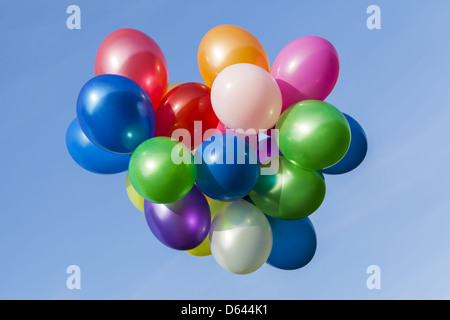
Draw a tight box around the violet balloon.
[257,131,281,164]
[144,185,211,251]
[271,36,340,112]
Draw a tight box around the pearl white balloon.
[209,199,273,275]
[211,63,282,131]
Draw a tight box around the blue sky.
[0,0,449,299]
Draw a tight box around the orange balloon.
[198,25,270,87]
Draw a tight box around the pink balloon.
[95,28,169,109]
[271,36,339,112]
[211,63,282,131]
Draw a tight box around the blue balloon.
[322,113,367,175]
[77,74,155,154]
[66,118,131,174]
[194,133,260,201]
[266,216,317,270]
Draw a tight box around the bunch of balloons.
[66,26,368,275]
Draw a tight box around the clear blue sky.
[0,0,449,299]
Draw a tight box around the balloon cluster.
[66,26,367,275]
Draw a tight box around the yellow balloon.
[198,25,270,87]
[126,172,144,213]
[186,197,227,257]
[165,82,184,94]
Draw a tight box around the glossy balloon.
[95,28,168,108]
[144,185,210,251]
[266,216,317,270]
[322,113,368,174]
[126,172,144,212]
[276,100,351,170]
[186,197,227,257]
[77,74,155,154]
[271,36,340,112]
[209,200,272,275]
[198,25,270,87]
[249,156,326,220]
[128,137,196,203]
[211,63,282,131]
[194,133,260,202]
[155,83,219,150]
[66,119,131,174]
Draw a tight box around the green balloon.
[276,100,351,170]
[128,137,196,203]
[249,156,326,220]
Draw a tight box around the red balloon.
[155,83,219,149]
[95,28,168,109]
[215,120,228,134]
[203,120,228,142]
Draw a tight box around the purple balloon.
[271,36,340,112]
[144,185,211,250]
[257,132,281,164]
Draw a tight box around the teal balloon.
[249,156,326,220]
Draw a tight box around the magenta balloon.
[144,185,211,251]
[271,36,340,112]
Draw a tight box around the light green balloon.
[276,100,351,170]
[209,200,272,275]
[249,156,326,220]
[128,137,196,203]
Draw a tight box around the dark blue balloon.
[322,113,367,175]
[77,74,155,154]
[266,216,317,270]
[66,118,131,174]
[194,133,260,202]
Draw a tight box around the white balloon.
[209,199,272,275]
[211,63,282,131]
